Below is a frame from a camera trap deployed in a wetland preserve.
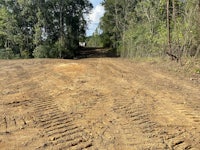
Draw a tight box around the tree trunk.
[167,0,171,53]
[172,0,176,24]
[59,0,64,58]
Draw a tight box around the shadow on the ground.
[75,47,119,59]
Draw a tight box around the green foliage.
[20,49,30,59]
[0,49,6,59]
[33,44,62,58]
[48,46,60,58]
[0,48,14,59]
[33,45,48,58]
[87,28,103,47]
[87,36,103,47]
[118,0,167,58]
[5,48,14,59]
[32,42,72,59]
[100,33,112,47]
[100,0,200,59]
[195,68,200,74]
[0,0,92,59]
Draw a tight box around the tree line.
[100,0,200,59]
[0,0,92,59]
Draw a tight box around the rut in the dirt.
[32,98,93,150]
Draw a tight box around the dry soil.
[0,56,200,149]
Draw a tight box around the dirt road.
[0,58,200,150]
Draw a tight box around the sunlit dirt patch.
[54,63,86,73]
[54,63,86,77]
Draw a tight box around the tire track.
[112,100,167,149]
[31,97,94,149]
[0,61,94,149]
[28,66,95,149]
[0,114,34,134]
[102,59,200,149]
[113,96,200,149]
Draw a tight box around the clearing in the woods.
[0,48,200,150]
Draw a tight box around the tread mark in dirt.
[112,102,167,149]
[0,115,31,134]
[4,100,32,107]
[4,116,8,133]
[112,100,198,149]
[31,99,94,149]
[170,99,200,124]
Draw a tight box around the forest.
[0,0,200,60]
[96,0,200,59]
[0,0,92,59]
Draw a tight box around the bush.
[0,48,14,59]
[33,45,49,58]
[53,41,74,58]
[33,43,76,59]
[20,49,30,59]
[0,49,6,59]
[48,46,59,58]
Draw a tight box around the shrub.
[33,45,49,58]
[0,48,14,59]
[20,49,30,59]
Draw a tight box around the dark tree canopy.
[0,0,92,59]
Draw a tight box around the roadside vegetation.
[100,0,200,60]
[86,28,104,48]
[0,0,92,59]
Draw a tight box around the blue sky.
[86,0,104,36]
[90,0,102,7]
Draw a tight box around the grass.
[130,56,200,83]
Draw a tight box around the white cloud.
[86,4,105,36]
[89,4,104,24]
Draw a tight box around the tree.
[189,0,200,57]
[0,3,21,58]
[167,0,171,53]
[101,0,200,59]
[0,0,92,59]
[87,27,103,47]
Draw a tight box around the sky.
[86,0,105,36]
